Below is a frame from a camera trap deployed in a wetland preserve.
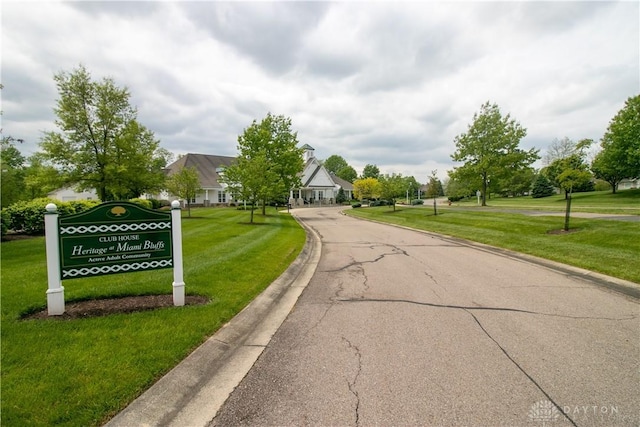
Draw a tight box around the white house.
[289,144,353,206]
[47,146,354,207]
[48,187,98,201]
[159,153,236,207]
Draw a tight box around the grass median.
[346,190,640,284]
[1,207,305,427]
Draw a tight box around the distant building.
[290,144,351,206]
[156,153,236,207]
[48,187,98,201]
[618,178,638,190]
[48,147,355,207]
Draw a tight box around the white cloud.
[1,0,637,183]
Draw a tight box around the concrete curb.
[105,212,321,427]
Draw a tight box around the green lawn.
[347,190,640,284]
[451,188,640,214]
[1,207,305,427]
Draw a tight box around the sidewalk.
[105,215,321,427]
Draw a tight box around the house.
[50,147,354,207]
[289,144,352,206]
[618,178,639,190]
[48,187,98,201]
[160,153,236,207]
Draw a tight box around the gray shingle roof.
[165,153,236,189]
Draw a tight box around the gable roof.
[165,153,236,188]
[330,173,354,190]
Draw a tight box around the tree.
[337,165,358,183]
[222,152,276,223]
[323,154,357,182]
[499,167,535,197]
[425,170,441,215]
[592,95,640,193]
[543,153,593,198]
[451,102,538,206]
[542,137,577,166]
[531,173,555,198]
[336,187,347,204]
[39,65,168,201]
[404,175,422,201]
[0,135,26,208]
[106,120,172,200]
[557,167,592,231]
[323,155,349,175]
[221,113,303,219]
[378,173,406,211]
[23,152,63,199]
[165,166,201,218]
[361,164,380,179]
[353,177,381,202]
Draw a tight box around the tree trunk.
[481,174,487,206]
[433,197,437,215]
[563,189,572,231]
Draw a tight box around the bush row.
[1,198,162,237]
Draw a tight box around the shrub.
[352,203,362,208]
[448,195,464,202]
[1,209,9,239]
[3,198,100,235]
[146,198,163,209]
[411,199,424,205]
[67,200,100,213]
[128,198,153,210]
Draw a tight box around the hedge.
[1,198,156,237]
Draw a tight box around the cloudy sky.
[2,1,638,182]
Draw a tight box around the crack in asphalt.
[323,243,409,273]
[337,298,638,321]
[464,309,579,427]
[342,336,363,427]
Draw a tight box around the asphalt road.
[211,206,639,427]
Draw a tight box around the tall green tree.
[222,152,276,223]
[165,166,201,218]
[378,173,406,211]
[323,154,357,182]
[451,102,538,206]
[591,95,640,193]
[222,113,303,218]
[323,155,349,174]
[361,164,380,179]
[23,152,63,199]
[0,135,26,208]
[39,65,168,201]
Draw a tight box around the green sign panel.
[58,202,173,279]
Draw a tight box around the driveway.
[212,206,639,426]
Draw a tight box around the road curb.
[344,210,640,299]
[105,212,322,427]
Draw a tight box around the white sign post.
[171,200,185,306]
[45,203,65,315]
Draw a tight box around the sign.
[44,201,185,315]
[59,202,172,279]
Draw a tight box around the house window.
[317,191,324,200]
[218,191,226,203]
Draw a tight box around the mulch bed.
[23,295,210,320]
